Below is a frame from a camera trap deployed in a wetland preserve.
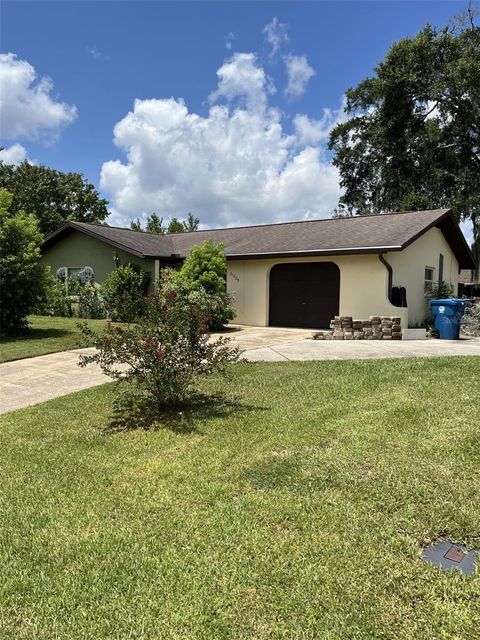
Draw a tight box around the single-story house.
[41,208,475,329]
[458,268,480,298]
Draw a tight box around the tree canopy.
[130,212,200,234]
[0,161,109,236]
[328,17,480,245]
[180,213,200,232]
[131,213,166,234]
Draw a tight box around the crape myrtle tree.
[79,270,240,427]
[0,161,109,235]
[328,12,480,256]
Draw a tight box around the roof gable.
[42,221,174,258]
[41,209,475,269]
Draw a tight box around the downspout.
[378,253,393,303]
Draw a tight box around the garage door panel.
[269,262,340,329]
[269,264,305,327]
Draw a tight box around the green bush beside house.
[39,239,234,329]
[0,189,52,336]
[102,264,150,322]
[173,240,235,330]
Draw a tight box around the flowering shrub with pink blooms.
[79,270,240,425]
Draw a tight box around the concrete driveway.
[0,326,479,414]
[211,325,313,349]
[242,334,480,361]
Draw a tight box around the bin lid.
[430,298,465,309]
[429,298,465,305]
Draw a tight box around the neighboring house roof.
[42,209,476,269]
[458,269,480,285]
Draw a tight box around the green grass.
[0,357,479,639]
[0,316,108,363]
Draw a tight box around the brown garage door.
[269,262,340,329]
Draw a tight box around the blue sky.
[1,1,469,230]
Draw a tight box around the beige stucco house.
[41,209,475,329]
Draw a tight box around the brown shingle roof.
[42,209,476,269]
[64,221,175,257]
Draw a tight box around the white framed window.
[82,266,94,281]
[68,267,94,282]
[424,267,435,292]
[56,266,95,287]
[56,267,67,282]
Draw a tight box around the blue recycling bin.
[429,299,466,340]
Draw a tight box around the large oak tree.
[0,161,109,235]
[329,17,480,251]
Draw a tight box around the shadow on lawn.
[0,327,71,343]
[105,391,265,434]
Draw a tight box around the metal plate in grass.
[422,540,478,575]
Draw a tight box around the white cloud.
[294,98,347,145]
[87,45,110,61]
[224,32,235,50]
[263,17,289,57]
[284,54,315,99]
[101,53,341,228]
[209,53,274,113]
[0,53,77,142]
[0,143,28,165]
[88,46,102,59]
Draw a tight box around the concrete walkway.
[1,331,479,414]
[0,348,106,414]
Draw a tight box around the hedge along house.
[41,209,475,329]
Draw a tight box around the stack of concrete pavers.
[313,315,402,340]
[366,316,402,339]
[331,316,353,340]
[372,316,402,340]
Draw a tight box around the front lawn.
[0,315,108,363]
[0,358,479,639]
